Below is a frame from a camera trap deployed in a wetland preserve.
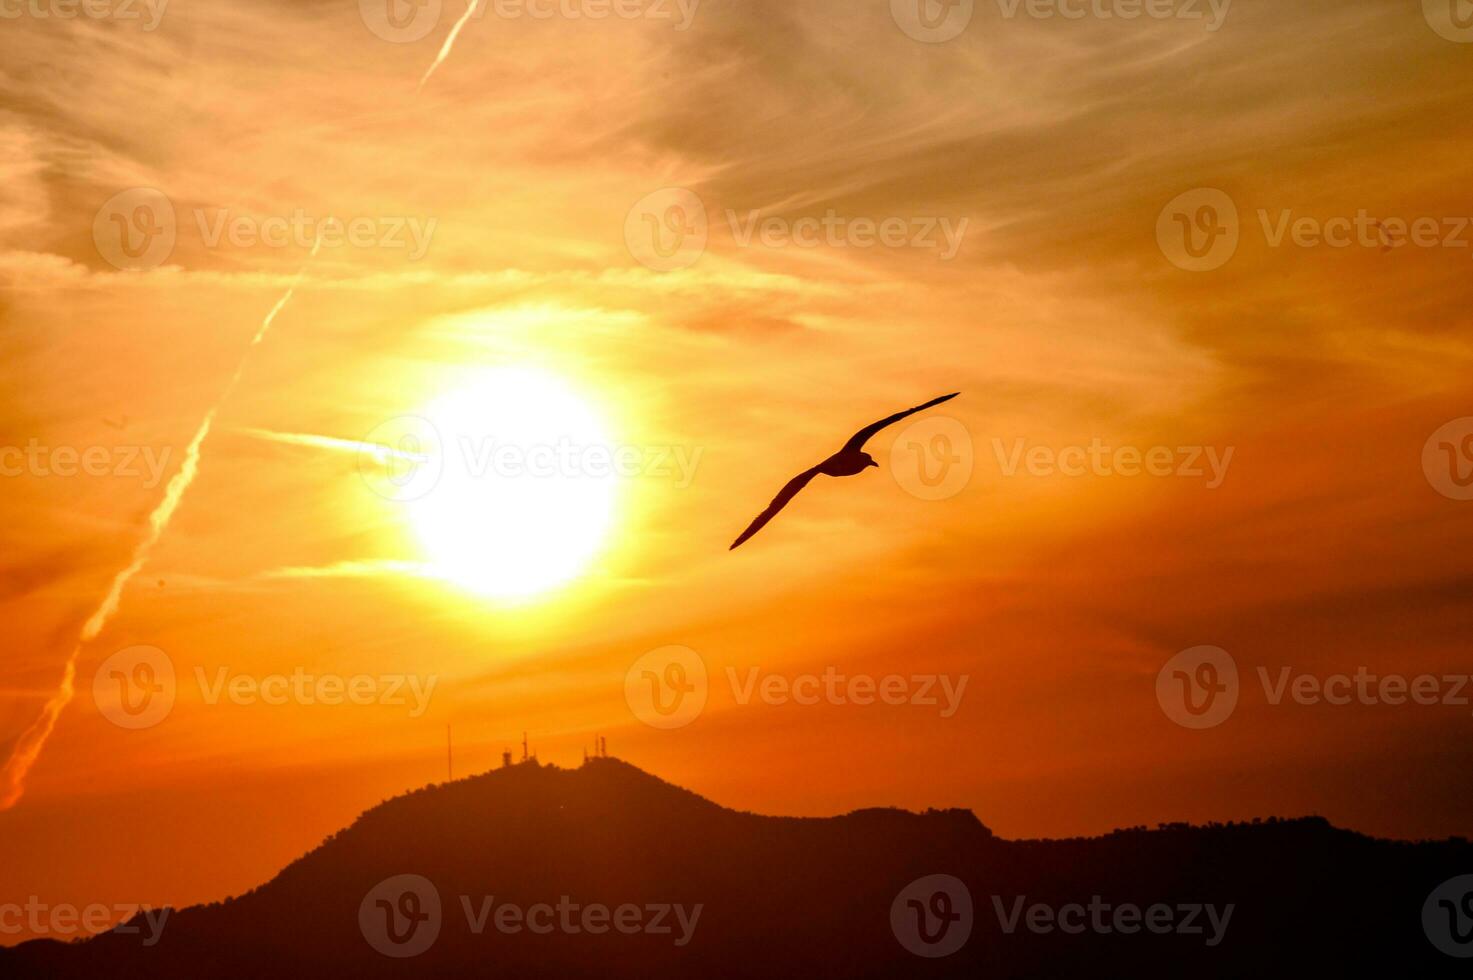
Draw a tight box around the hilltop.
[3,758,1467,977]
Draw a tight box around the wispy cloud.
[233,426,421,463]
[256,559,436,581]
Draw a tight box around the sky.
[3,0,1473,945]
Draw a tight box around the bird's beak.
[867,460,879,468]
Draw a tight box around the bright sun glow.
[408,367,617,600]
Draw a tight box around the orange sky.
[3,0,1472,946]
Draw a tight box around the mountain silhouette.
[3,757,1469,977]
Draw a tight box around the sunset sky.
[3,0,1472,944]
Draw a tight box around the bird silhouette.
[729,392,959,550]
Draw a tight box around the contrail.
[0,240,321,810]
[417,0,482,93]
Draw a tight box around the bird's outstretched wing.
[729,466,822,550]
[840,392,960,454]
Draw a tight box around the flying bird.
[729,392,960,550]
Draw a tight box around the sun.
[406,367,618,600]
